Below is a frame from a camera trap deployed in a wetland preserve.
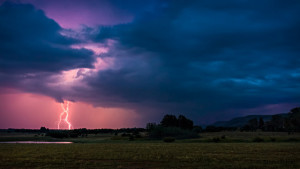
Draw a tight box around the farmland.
[0,132,300,169]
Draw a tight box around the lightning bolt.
[58,101,72,130]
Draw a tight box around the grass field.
[0,142,299,169]
[0,132,300,169]
[1,131,300,143]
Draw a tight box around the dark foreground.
[0,142,299,169]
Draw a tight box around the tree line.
[241,107,300,133]
[146,114,202,139]
[3,107,299,140]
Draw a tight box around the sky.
[0,0,299,129]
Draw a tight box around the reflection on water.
[0,141,73,144]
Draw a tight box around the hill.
[212,113,288,127]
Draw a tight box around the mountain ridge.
[212,113,288,127]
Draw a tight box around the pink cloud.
[0,88,140,129]
[2,0,134,28]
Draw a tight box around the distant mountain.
[212,113,288,127]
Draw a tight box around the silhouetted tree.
[258,117,264,129]
[148,114,197,139]
[40,127,49,133]
[161,115,178,127]
[146,123,157,131]
[288,107,300,132]
[47,131,69,138]
[205,125,222,132]
[248,118,258,131]
[264,121,275,131]
[178,115,193,130]
[284,117,293,134]
[192,126,203,133]
[148,125,198,139]
[271,115,285,131]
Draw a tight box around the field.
[0,132,300,169]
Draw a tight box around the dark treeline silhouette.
[1,107,299,140]
[160,114,194,130]
[204,126,237,132]
[146,114,200,140]
[1,127,146,139]
[203,107,300,133]
[46,128,146,138]
[0,128,42,133]
[241,107,300,133]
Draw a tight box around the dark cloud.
[1,0,299,124]
[85,0,300,122]
[0,2,94,74]
[0,0,159,28]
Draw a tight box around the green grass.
[186,131,300,143]
[0,142,299,169]
[1,132,299,143]
[1,132,300,168]
[0,133,113,143]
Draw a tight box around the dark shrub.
[192,126,203,133]
[121,133,130,137]
[212,137,221,143]
[161,115,178,127]
[129,135,134,141]
[134,133,142,138]
[270,137,276,142]
[178,115,193,130]
[47,131,69,139]
[163,137,175,143]
[40,127,49,133]
[149,126,198,139]
[69,132,79,138]
[111,136,123,140]
[221,135,226,139]
[253,137,264,142]
[205,126,223,132]
[287,138,299,142]
[148,126,164,139]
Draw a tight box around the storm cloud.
[87,0,300,121]
[0,0,299,124]
[0,2,94,74]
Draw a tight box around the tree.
[192,126,203,133]
[241,118,259,131]
[264,121,275,131]
[248,118,258,131]
[178,115,194,130]
[288,107,300,132]
[271,115,285,131]
[146,123,157,131]
[205,125,222,132]
[40,126,49,133]
[148,125,198,139]
[284,117,293,134]
[258,117,264,129]
[160,115,178,127]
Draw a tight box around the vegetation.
[241,107,300,132]
[147,114,198,139]
[148,126,198,139]
[253,137,264,142]
[163,137,175,142]
[160,114,194,130]
[0,107,300,168]
[0,142,299,169]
